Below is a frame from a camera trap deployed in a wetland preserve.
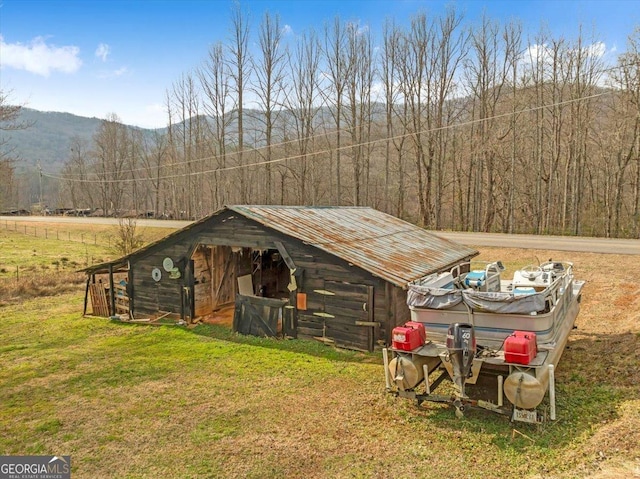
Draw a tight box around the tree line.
[4,5,639,238]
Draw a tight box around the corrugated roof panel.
[230,206,478,287]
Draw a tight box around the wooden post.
[83,277,90,316]
[127,261,134,318]
[108,264,116,316]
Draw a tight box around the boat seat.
[465,271,486,288]
[513,287,536,297]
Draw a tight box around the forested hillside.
[2,7,639,238]
[5,109,104,173]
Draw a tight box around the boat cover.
[407,284,546,314]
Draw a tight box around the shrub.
[111,218,145,256]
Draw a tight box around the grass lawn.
[0,228,639,478]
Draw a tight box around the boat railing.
[408,261,574,315]
[450,261,504,292]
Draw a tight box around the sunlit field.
[1,224,638,478]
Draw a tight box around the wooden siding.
[285,241,387,352]
[127,210,395,351]
[131,237,193,317]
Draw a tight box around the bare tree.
[561,27,605,235]
[229,2,252,203]
[396,9,466,227]
[140,131,169,217]
[170,72,204,219]
[381,20,402,213]
[322,16,349,204]
[61,137,94,210]
[284,30,321,204]
[0,90,32,209]
[253,11,287,203]
[603,27,640,237]
[93,113,133,215]
[344,21,375,206]
[199,42,236,209]
[463,15,513,231]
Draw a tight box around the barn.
[83,205,478,352]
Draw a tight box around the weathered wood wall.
[127,210,404,351]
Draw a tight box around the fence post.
[81,233,85,243]
[16,265,19,282]
[45,228,48,239]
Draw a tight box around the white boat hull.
[409,280,584,348]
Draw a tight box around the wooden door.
[211,245,236,308]
[321,281,376,352]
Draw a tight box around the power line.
[42,90,614,184]
[43,59,638,180]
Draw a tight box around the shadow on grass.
[186,322,379,364]
[387,331,638,454]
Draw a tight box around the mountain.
[3,104,390,177]
[2,109,156,174]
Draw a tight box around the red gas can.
[504,331,537,365]
[392,322,426,351]
[404,321,426,343]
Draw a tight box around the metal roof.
[82,205,478,286]
[229,206,478,288]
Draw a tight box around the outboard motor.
[446,323,476,399]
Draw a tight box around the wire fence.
[1,219,113,247]
[0,220,115,288]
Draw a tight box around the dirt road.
[2,215,638,255]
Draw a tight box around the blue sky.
[1,0,638,128]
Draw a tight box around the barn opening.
[190,244,293,336]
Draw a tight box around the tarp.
[407,285,463,309]
[462,290,546,314]
[407,284,546,314]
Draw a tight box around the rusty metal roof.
[230,205,478,288]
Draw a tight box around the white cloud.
[121,103,168,129]
[281,24,293,36]
[357,24,369,36]
[95,43,110,62]
[586,41,606,58]
[96,66,129,79]
[0,35,81,77]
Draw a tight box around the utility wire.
[42,89,613,185]
[44,59,638,178]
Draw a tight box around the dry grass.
[476,247,640,479]
[0,271,86,305]
[1,235,639,478]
